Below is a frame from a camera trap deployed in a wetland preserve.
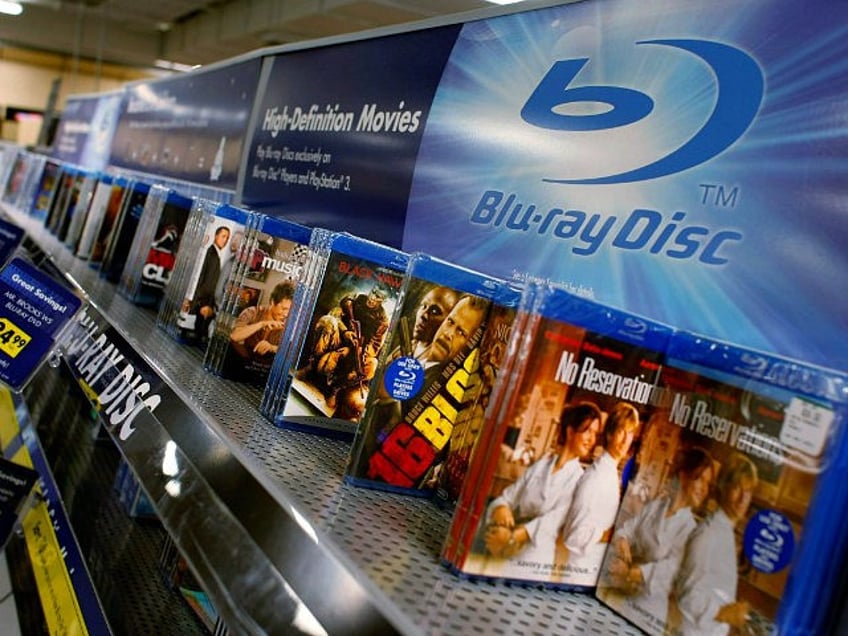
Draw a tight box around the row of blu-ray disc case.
[4,149,848,636]
[440,281,848,636]
[15,154,534,502]
[0,153,200,315]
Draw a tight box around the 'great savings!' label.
[0,258,81,389]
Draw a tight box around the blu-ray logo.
[738,351,770,377]
[522,39,764,184]
[622,317,648,338]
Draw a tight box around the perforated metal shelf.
[18,214,643,636]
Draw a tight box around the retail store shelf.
[10,211,642,635]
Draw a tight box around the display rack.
[17,363,208,635]
[9,211,642,634]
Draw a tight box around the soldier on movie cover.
[305,285,390,418]
[293,254,399,422]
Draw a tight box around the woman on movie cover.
[482,401,602,577]
[599,445,715,633]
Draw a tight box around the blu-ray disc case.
[155,196,221,334]
[175,204,252,347]
[76,177,129,265]
[43,165,76,234]
[62,171,100,252]
[260,227,333,422]
[0,151,44,214]
[208,215,312,386]
[275,233,408,437]
[52,169,92,244]
[345,254,503,494]
[88,177,133,266]
[443,282,672,587]
[596,331,848,636]
[121,188,193,309]
[433,280,524,510]
[100,180,151,283]
[28,159,62,223]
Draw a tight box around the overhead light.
[0,1,23,16]
[484,0,526,5]
[154,59,200,73]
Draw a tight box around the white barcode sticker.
[781,398,834,456]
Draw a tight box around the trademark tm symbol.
[699,183,739,208]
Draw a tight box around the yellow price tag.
[0,315,32,358]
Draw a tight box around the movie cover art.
[57,172,94,244]
[434,283,523,509]
[281,246,405,431]
[100,181,150,283]
[448,285,670,587]
[29,160,62,222]
[1,152,30,206]
[218,224,311,385]
[176,207,249,345]
[44,166,76,234]
[134,193,193,308]
[259,227,333,422]
[63,173,99,251]
[89,178,130,265]
[596,338,841,636]
[346,259,501,493]
[75,176,115,259]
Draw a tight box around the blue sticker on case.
[384,356,425,401]
[743,509,795,574]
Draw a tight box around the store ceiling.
[0,0,534,70]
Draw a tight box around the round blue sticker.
[743,509,795,574]
[383,356,425,401]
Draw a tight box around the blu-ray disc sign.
[240,26,461,248]
[524,39,763,185]
[402,0,848,371]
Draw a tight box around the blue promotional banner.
[109,58,262,190]
[52,91,123,171]
[51,95,98,164]
[241,26,461,248]
[0,258,82,389]
[402,0,848,371]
